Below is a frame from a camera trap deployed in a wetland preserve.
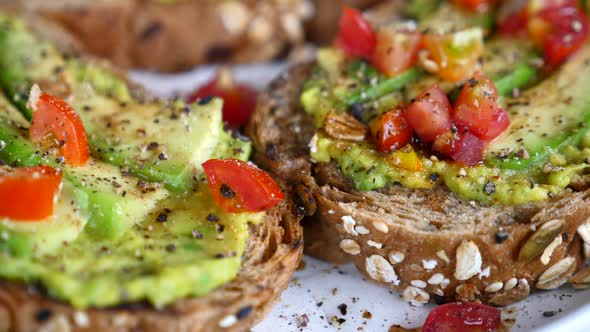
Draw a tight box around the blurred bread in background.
[8,0,313,72]
[1,0,396,72]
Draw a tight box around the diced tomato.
[526,0,578,15]
[453,75,509,141]
[433,129,485,166]
[371,28,422,77]
[202,159,284,213]
[369,106,413,152]
[539,7,589,67]
[187,68,258,128]
[423,302,502,332]
[498,8,528,37]
[422,29,484,82]
[524,0,589,67]
[0,166,63,221]
[335,6,377,59]
[405,85,452,143]
[29,91,89,166]
[452,0,496,13]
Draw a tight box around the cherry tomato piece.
[452,0,496,13]
[406,85,452,143]
[369,106,413,152]
[422,29,484,82]
[202,159,284,213]
[335,6,377,59]
[423,302,502,332]
[453,75,509,141]
[498,8,528,37]
[29,92,89,166]
[434,129,486,166]
[0,165,63,221]
[526,0,578,15]
[540,7,589,67]
[187,69,258,128]
[372,28,422,77]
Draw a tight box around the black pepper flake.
[236,306,253,320]
[156,212,168,223]
[495,230,509,244]
[231,130,251,142]
[316,301,323,307]
[562,232,570,241]
[484,181,495,195]
[165,244,176,252]
[147,142,159,150]
[216,224,225,233]
[350,103,366,122]
[220,183,236,198]
[158,152,168,160]
[192,230,203,239]
[468,77,479,87]
[197,96,213,105]
[55,156,65,164]
[207,213,219,222]
[429,173,440,182]
[543,311,557,317]
[35,308,52,322]
[433,294,447,305]
[337,303,348,316]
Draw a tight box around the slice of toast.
[247,61,590,306]
[11,0,311,72]
[0,18,303,330]
[0,192,302,332]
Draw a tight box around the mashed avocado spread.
[301,38,590,205]
[0,14,260,309]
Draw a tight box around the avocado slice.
[0,15,249,193]
[487,43,590,169]
[0,166,90,258]
[0,95,168,241]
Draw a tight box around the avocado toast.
[248,0,590,306]
[0,13,302,332]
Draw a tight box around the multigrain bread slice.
[0,20,303,330]
[0,190,302,332]
[247,63,590,306]
[8,0,311,72]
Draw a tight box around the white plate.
[130,65,590,332]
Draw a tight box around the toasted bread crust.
[247,63,590,305]
[0,196,303,332]
[14,0,310,72]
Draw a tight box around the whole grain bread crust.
[247,62,590,305]
[0,196,303,332]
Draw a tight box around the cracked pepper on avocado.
[0,13,283,309]
[302,0,590,205]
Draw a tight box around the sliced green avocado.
[0,15,248,193]
[487,43,590,169]
[0,192,263,308]
[0,96,168,241]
